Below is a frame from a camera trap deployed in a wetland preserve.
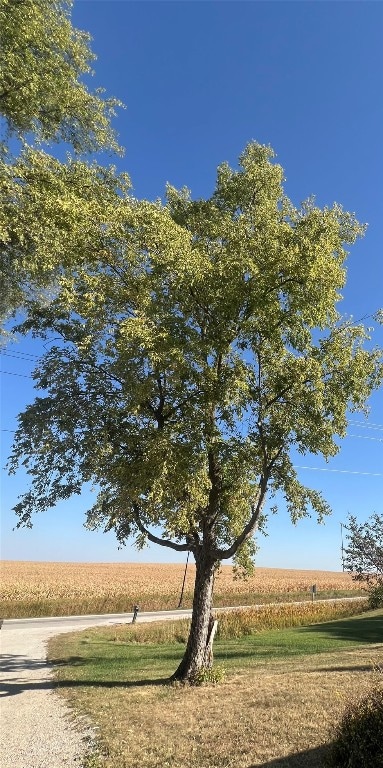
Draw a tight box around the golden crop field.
[0,560,362,619]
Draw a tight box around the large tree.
[0,0,123,333]
[8,143,383,682]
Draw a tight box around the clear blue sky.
[1,1,382,569]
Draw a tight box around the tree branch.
[215,477,268,560]
[133,505,192,552]
[189,285,213,319]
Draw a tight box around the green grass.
[50,608,383,686]
[217,611,383,666]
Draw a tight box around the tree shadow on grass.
[300,613,383,645]
[1,673,168,697]
[309,663,375,674]
[51,653,173,690]
[1,648,172,697]
[249,742,331,767]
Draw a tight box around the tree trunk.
[172,551,216,683]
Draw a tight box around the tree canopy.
[8,142,383,680]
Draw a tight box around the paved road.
[1,595,364,633]
[2,607,193,632]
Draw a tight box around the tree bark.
[171,550,216,682]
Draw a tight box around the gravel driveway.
[0,623,96,768]
[0,610,188,768]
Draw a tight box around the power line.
[1,375,383,441]
[347,421,383,431]
[2,365,383,453]
[0,370,32,379]
[346,434,383,442]
[295,465,383,477]
[0,351,39,362]
[1,428,380,477]
[0,349,40,358]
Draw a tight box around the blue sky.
[1,0,382,570]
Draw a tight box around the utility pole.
[177,551,190,608]
[340,521,349,571]
[340,523,344,571]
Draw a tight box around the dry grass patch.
[54,646,382,768]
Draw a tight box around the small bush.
[192,664,226,686]
[327,684,383,767]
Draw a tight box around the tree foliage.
[0,148,129,330]
[0,0,122,152]
[344,514,383,606]
[0,0,123,333]
[8,142,383,679]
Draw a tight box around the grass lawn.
[49,609,383,768]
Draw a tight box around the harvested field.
[0,560,362,619]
